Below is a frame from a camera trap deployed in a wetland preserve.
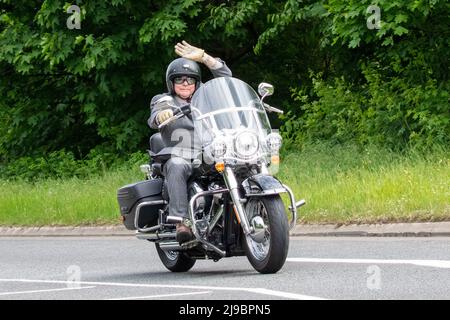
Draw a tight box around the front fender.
[242,174,302,230]
[242,174,287,196]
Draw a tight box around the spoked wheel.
[155,243,196,272]
[243,195,289,274]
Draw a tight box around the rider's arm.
[175,41,232,78]
[207,56,232,78]
[148,94,169,129]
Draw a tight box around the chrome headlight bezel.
[266,132,282,154]
[234,130,259,160]
[210,136,228,159]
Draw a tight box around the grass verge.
[277,143,450,224]
[0,144,449,226]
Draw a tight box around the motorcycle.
[117,77,305,274]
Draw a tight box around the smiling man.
[148,41,232,244]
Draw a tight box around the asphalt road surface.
[0,236,449,300]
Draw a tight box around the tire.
[243,195,289,274]
[155,243,196,272]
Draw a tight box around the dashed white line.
[108,291,212,300]
[0,286,96,296]
[287,258,450,269]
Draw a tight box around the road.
[0,236,449,300]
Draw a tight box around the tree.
[1,0,448,170]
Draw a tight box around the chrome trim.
[188,189,228,257]
[234,130,259,160]
[245,187,287,197]
[260,163,269,175]
[292,199,306,210]
[282,184,298,231]
[166,216,183,224]
[258,82,274,97]
[158,241,182,251]
[207,204,224,233]
[223,167,253,236]
[134,200,167,233]
[249,215,266,243]
[195,107,266,120]
[135,231,176,241]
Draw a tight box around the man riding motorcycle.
[147,41,232,244]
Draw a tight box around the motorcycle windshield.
[191,77,272,140]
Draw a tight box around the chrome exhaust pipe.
[136,231,176,241]
[166,216,183,224]
[158,241,182,251]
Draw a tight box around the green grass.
[277,143,450,224]
[0,167,143,226]
[0,144,449,226]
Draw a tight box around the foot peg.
[289,199,306,210]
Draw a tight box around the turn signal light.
[271,155,280,165]
[215,162,225,172]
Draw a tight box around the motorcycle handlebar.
[158,104,191,129]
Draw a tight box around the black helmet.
[166,58,201,94]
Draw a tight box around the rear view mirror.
[258,83,274,97]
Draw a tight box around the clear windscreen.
[191,77,272,140]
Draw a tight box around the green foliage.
[0,148,148,182]
[277,0,449,151]
[0,0,449,180]
[282,71,450,151]
[326,0,448,48]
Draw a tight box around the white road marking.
[0,286,96,296]
[287,258,450,269]
[0,279,326,300]
[247,288,324,300]
[108,291,211,300]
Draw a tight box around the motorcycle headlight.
[266,132,282,153]
[211,137,227,158]
[234,131,259,159]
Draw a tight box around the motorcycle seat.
[149,132,165,154]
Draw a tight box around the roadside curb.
[0,226,133,237]
[290,221,450,237]
[1,221,449,237]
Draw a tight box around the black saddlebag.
[117,178,164,230]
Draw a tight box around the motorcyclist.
[148,41,232,244]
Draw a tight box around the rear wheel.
[243,195,289,274]
[155,243,196,272]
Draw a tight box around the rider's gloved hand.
[175,40,204,62]
[156,109,173,125]
[175,40,223,70]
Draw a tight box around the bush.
[0,149,148,182]
[281,71,450,152]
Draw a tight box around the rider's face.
[174,77,196,100]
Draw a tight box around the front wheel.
[155,243,196,272]
[243,195,289,274]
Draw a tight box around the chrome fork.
[222,166,253,236]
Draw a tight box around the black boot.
[176,223,193,244]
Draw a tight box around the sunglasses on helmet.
[173,76,196,85]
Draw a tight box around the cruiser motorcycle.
[117,77,305,274]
